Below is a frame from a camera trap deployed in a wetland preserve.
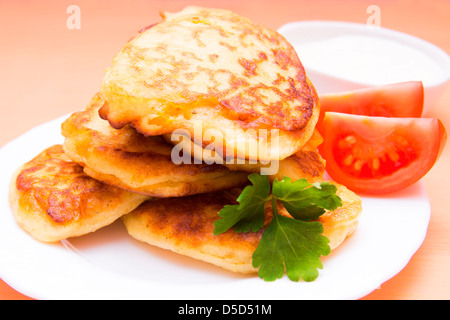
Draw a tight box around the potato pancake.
[61,94,250,197]
[99,6,319,161]
[9,145,149,242]
[122,183,362,274]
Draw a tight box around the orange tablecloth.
[1,0,449,300]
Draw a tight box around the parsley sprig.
[213,173,342,282]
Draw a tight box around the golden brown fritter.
[99,6,320,161]
[61,94,250,198]
[9,145,149,242]
[122,183,362,274]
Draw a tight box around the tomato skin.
[319,112,446,195]
[317,81,424,128]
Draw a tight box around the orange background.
[0,0,449,300]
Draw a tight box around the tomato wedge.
[318,81,424,126]
[318,112,447,195]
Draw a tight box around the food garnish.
[319,112,447,195]
[317,81,424,126]
[214,173,342,282]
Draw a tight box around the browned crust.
[291,150,325,180]
[127,192,263,249]
[98,6,319,155]
[9,145,149,242]
[62,94,250,197]
[122,183,362,273]
[15,145,120,223]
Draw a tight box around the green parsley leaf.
[252,198,331,282]
[213,173,270,235]
[272,177,342,221]
[213,173,342,282]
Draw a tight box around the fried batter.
[61,94,250,198]
[122,183,362,274]
[9,145,149,242]
[99,6,320,161]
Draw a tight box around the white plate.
[0,115,430,300]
